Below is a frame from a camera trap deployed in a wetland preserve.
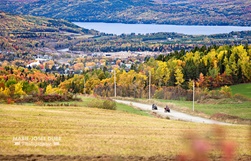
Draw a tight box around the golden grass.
[0,104,250,157]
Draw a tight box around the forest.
[1,44,250,104]
[0,0,250,26]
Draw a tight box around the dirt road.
[115,100,231,125]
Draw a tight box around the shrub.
[220,86,232,98]
[38,94,82,102]
[87,97,116,110]
[0,93,7,102]
[35,101,44,106]
[233,94,251,102]
[208,90,221,99]
[15,96,39,103]
[6,98,14,104]
[14,94,82,103]
[162,86,191,100]
[102,99,116,110]
[153,89,164,99]
[87,98,103,108]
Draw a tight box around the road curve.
[115,100,231,125]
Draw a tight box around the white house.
[26,61,40,68]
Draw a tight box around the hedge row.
[15,94,82,103]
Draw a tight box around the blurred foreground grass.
[0,102,250,158]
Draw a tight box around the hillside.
[0,103,250,160]
[0,11,90,35]
[0,0,251,26]
[0,11,98,54]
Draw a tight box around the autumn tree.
[155,61,170,86]
[14,82,26,98]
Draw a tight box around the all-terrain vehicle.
[152,104,158,110]
[164,105,170,113]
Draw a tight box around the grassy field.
[62,96,151,117]
[230,83,251,98]
[0,102,250,159]
[155,83,251,122]
[126,83,251,124]
[156,99,251,120]
[115,102,151,117]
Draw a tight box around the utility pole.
[149,71,151,100]
[114,69,116,97]
[83,76,86,95]
[193,80,195,112]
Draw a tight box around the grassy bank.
[118,83,251,124]
[157,99,251,119]
[116,96,251,125]
[0,103,250,159]
[54,96,151,117]
[230,83,251,98]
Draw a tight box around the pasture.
[230,83,251,98]
[0,102,250,160]
[157,99,251,120]
[128,83,251,124]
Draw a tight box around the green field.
[156,99,251,120]
[230,83,251,98]
[0,103,250,160]
[55,96,151,117]
[143,84,251,122]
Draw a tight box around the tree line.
[0,44,250,103]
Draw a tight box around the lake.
[73,22,251,35]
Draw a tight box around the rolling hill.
[0,11,97,55]
[0,0,251,26]
[0,11,88,35]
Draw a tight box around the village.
[0,47,166,74]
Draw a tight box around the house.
[26,61,41,68]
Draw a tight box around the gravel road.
[115,100,231,125]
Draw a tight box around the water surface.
[74,22,251,35]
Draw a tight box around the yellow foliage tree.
[45,84,65,95]
[85,78,100,94]
[0,87,10,98]
[14,82,26,97]
[235,45,251,80]
[174,68,184,86]
[155,61,170,86]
